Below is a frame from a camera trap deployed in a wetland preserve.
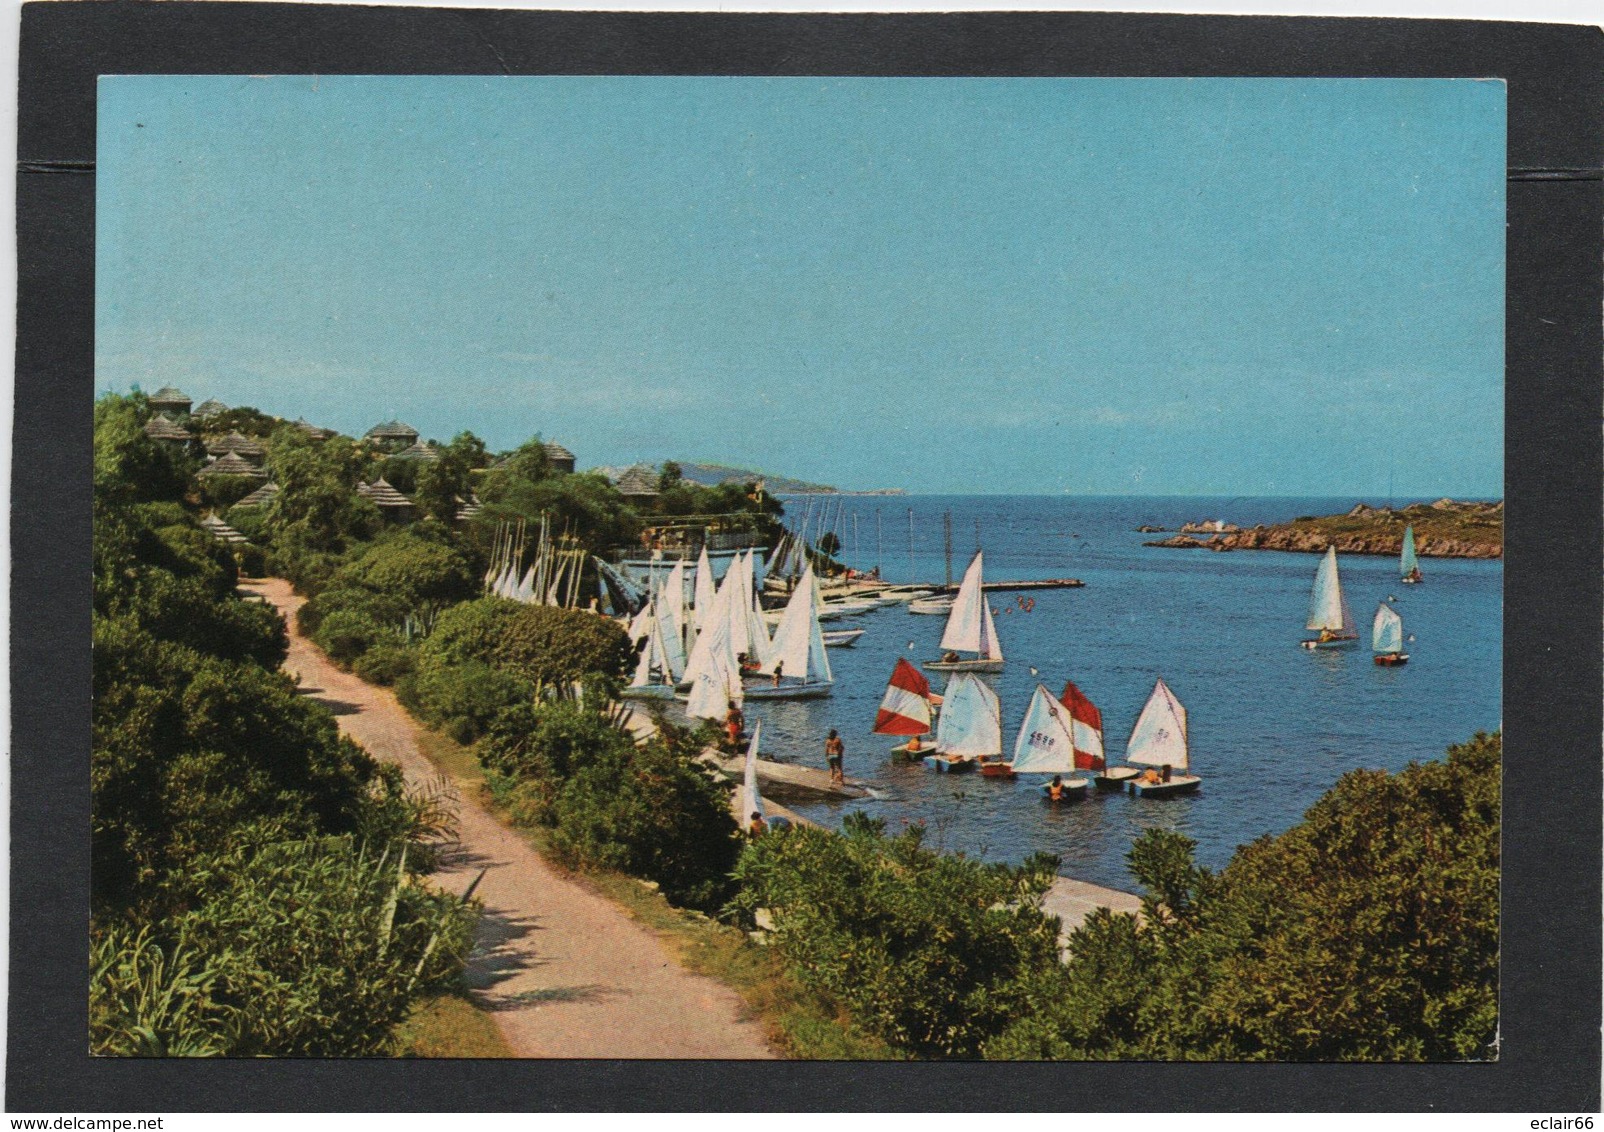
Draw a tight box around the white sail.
[739,721,765,822]
[1010,684,1078,774]
[656,603,687,682]
[662,559,688,633]
[1372,603,1404,654]
[684,665,726,720]
[1126,678,1188,770]
[940,552,987,653]
[1306,547,1352,633]
[693,545,717,619]
[681,577,733,688]
[626,601,653,645]
[766,563,833,685]
[933,672,1002,758]
[515,565,536,604]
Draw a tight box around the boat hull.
[741,681,834,700]
[923,658,1005,673]
[978,760,1015,779]
[620,685,678,700]
[1301,636,1360,650]
[1038,780,1090,802]
[1373,653,1410,666]
[1093,767,1141,791]
[1129,775,1201,797]
[908,599,955,615]
[822,629,865,648]
[889,741,933,760]
[926,753,977,774]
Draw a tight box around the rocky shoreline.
[1143,500,1503,559]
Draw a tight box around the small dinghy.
[744,563,834,700]
[925,672,1000,773]
[1400,524,1423,584]
[1124,678,1200,797]
[1301,547,1359,649]
[1372,602,1410,666]
[996,683,1089,798]
[620,596,686,700]
[923,552,1004,672]
[908,595,955,615]
[873,658,936,759]
[821,628,865,648]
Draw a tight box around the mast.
[876,508,883,575]
[943,511,953,590]
[907,507,915,582]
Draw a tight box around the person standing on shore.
[825,729,845,785]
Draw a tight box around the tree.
[413,432,489,524]
[657,461,684,491]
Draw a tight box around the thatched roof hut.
[197,451,269,480]
[455,494,483,521]
[206,431,267,462]
[358,477,416,514]
[200,513,251,544]
[148,387,192,414]
[192,398,229,420]
[394,440,441,462]
[364,420,419,445]
[295,418,334,440]
[143,413,192,442]
[614,464,661,502]
[232,482,280,509]
[543,441,576,474]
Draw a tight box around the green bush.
[492,604,633,690]
[91,836,476,1057]
[353,642,418,687]
[419,597,524,668]
[481,703,739,910]
[987,732,1503,1062]
[730,813,1064,1058]
[342,533,476,610]
[311,607,402,666]
[397,657,532,744]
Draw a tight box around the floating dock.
[702,749,869,803]
[944,577,1085,593]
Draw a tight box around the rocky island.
[1145,499,1502,559]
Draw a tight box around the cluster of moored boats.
[619,521,1427,807]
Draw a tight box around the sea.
[671,495,1502,893]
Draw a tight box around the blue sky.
[97,76,1504,496]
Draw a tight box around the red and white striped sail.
[873,658,933,736]
[1059,680,1105,770]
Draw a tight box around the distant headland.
[592,461,905,496]
[1143,499,1503,559]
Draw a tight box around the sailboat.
[873,658,935,758]
[1123,678,1200,797]
[1372,602,1409,666]
[926,672,1001,773]
[1400,525,1423,584]
[621,600,682,699]
[924,552,1004,672]
[684,651,743,721]
[991,684,1088,798]
[738,722,765,829]
[1301,547,1359,649]
[745,563,833,699]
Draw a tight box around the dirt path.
[242,578,774,1059]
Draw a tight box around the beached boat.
[738,721,765,829]
[822,628,865,648]
[1400,524,1423,583]
[926,671,1001,773]
[873,658,935,759]
[908,594,956,615]
[745,563,834,699]
[1301,547,1359,649]
[620,599,685,700]
[923,552,1004,672]
[1124,678,1199,797]
[1372,602,1409,666]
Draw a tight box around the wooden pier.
[945,577,1085,593]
